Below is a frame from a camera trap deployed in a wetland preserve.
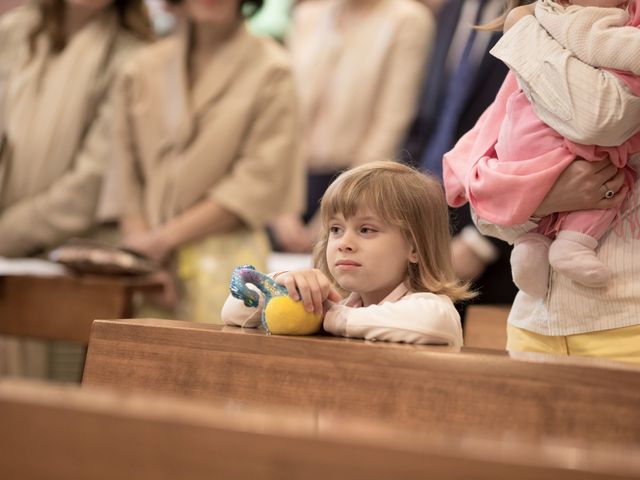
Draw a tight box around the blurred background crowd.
[0,0,518,376]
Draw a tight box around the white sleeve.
[220,271,291,328]
[220,285,264,328]
[491,15,640,146]
[323,293,463,347]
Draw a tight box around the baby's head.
[313,161,471,303]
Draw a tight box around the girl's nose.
[338,230,356,251]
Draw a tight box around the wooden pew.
[463,304,510,350]
[0,274,158,344]
[83,319,640,445]
[2,379,639,480]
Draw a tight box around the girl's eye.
[360,226,377,234]
[329,226,342,235]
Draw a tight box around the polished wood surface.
[0,275,158,343]
[83,319,640,445]
[2,379,639,480]
[463,305,510,350]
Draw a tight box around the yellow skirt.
[136,229,270,324]
[507,324,640,365]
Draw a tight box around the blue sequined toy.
[230,265,322,335]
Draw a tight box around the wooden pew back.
[463,304,509,350]
[83,319,640,445]
[0,275,158,343]
[2,379,639,480]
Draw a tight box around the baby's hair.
[312,161,474,302]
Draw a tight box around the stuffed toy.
[230,265,322,335]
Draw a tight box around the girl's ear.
[408,244,419,264]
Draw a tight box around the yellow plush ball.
[263,295,323,335]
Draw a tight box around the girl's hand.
[504,3,536,32]
[534,159,628,217]
[276,269,342,315]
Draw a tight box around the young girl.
[444,0,640,299]
[223,161,470,346]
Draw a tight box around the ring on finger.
[602,182,616,199]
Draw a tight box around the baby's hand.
[504,3,536,32]
[276,269,342,315]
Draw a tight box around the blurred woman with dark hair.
[117,0,303,323]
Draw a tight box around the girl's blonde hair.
[313,161,474,302]
[476,0,533,32]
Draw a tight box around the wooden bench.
[0,274,158,344]
[463,304,510,350]
[2,379,639,480]
[83,319,640,445]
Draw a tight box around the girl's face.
[185,0,240,24]
[326,208,418,306]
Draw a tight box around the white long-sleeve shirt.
[221,282,463,347]
[477,15,640,336]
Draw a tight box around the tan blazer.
[290,0,435,173]
[0,5,146,257]
[115,24,304,230]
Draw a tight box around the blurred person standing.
[248,0,293,40]
[117,0,303,323]
[0,0,153,257]
[404,0,520,320]
[0,0,153,379]
[271,0,435,252]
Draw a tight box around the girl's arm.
[491,15,640,146]
[221,285,264,328]
[323,293,463,347]
[221,269,341,327]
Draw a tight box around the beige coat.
[115,24,303,230]
[0,5,146,257]
[290,0,435,173]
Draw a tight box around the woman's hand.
[534,159,628,217]
[276,269,342,315]
[504,3,536,32]
[271,215,314,253]
[123,230,172,264]
[145,269,179,311]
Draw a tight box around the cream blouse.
[0,5,145,256]
[115,23,304,230]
